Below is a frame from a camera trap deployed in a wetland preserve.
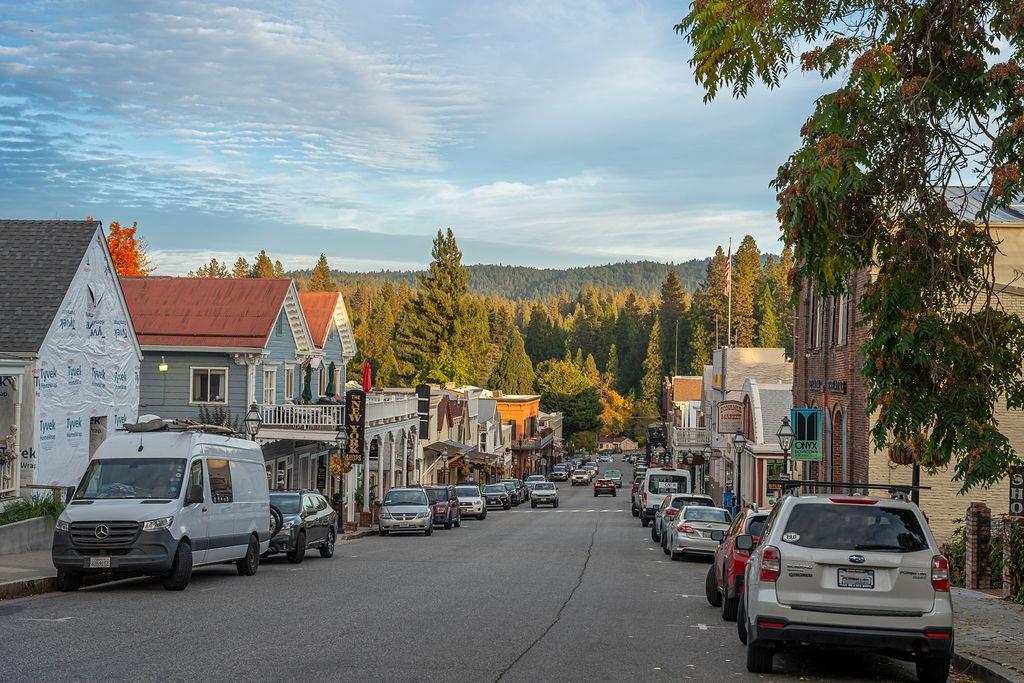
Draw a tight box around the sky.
[0,1,828,274]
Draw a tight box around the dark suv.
[423,485,462,529]
[267,490,337,563]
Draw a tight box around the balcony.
[511,428,554,451]
[672,427,710,448]
[258,394,419,441]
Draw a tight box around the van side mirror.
[185,485,204,506]
[735,534,754,551]
[710,529,725,543]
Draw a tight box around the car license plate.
[88,556,111,569]
[838,568,875,589]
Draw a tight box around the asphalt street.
[0,457,975,682]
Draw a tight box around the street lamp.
[684,449,694,466]
[243,403,263,441]
[776,416,794,476]
[733,428,747,510]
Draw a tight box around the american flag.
[723,250,732,296]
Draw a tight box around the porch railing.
[260,404,343,430]
[672,427,711,447]
[0,457,18,499]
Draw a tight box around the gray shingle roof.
[0,220,99,353]
[945,186,1024,224]
[755,384,793,447]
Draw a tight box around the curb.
[339,529,376,541]
[954,651,1024,683]
[0,576,56,601]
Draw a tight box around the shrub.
[0,495,64,526]
[941,522,966,588]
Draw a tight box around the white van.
[638,467,692,527]
[52,422,271,591]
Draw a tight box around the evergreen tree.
[273,260,286,278]
[731,235,761,346]
[688,319,712,374]
[232,257,251,278]
[689,247,728,358]
[188,258,228,278]
[573,348,584,367]
[489,328,536,394]
[309,253,337,291]
[604,343,619,389]
[394,229,472,383]
[639,319,662,413]
[756,283,781,347]
[658,271,690,376]
[251,250,275,278]
[583,353,600,386]
[524,304,564,364]
[772,245,795,355]
[614,292,647,395]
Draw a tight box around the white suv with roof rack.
[737,481,953,682]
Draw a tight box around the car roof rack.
[767,479,930,502]
[123,417,238,436]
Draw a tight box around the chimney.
[493,390,504,398]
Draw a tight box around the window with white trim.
[263,368,277,404]
[838,293,850,346]
[191,367,228,404]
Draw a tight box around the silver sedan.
[663,506,732,561]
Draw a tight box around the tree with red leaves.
[105,221,153,276]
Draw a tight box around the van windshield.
[75,458,187,500]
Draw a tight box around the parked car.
[550,466,569,481]
[598,454,613,463]
[266,490,337,564]
[706,508,769,620]
[603,469,623,488]
[530,482,559,508]
[738,490,952,680]
[593,478,617,497]
[378,488,433,536]
[652,493,715,544]
[662,506,732,561]
[455,484,487,520]
[499,480,523,505]
[52,424,270,592]
[638,467,692,527]
[423,485,462,529]
[524,474,546,484]
[482,483,512,510]
[571,470,591,486]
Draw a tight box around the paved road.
[0,457,973,682]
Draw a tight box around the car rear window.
[745,516,768,537]
[683,507,731,523]
[270,494,301,515]
[782,504,929,552]
[424,488,448,503]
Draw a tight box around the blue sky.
[0,1,826,274]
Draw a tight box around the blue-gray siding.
[138,350,248,422]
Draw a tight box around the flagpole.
[726,237,732,347]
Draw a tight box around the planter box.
[0,516,55,556]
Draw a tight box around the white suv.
[738,487,953,682]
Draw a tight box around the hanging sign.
[1010,467,1024,516]
[717,401,743,435]
[791,408,823,462]
[344,389,366,459]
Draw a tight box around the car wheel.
[478,510,487,520]
[651,524,660,542]
[531,501,537,508]
[915,653,951,683]
[424,523,433,537]
[745,644,773,674]
[612,491,616,497]
[161,540,193,591]
[503,503,511,510]
[319,528,336,558]
[662,533,669,553]
[593,491,598,497]
[444,512,454,530]
[663,538,671,556]
[705,565,722,607]
[235,534,260,576]
[287,531,306,564]
[736,597,748,644]
[631,506,639,517]
[454,512,462,528]
[554,500,559,508]
[722,591,739,621]
[56,568,82,592]
[641,517,650,528]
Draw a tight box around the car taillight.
[760,545,781,582]
[931,555,950,592]
[676,524,693,534]
[666,509,680,519]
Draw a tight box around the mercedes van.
[52,421,271,591]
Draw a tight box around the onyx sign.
[1011,467,1024,516]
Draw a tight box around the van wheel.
[424,524,433,537]
[378,526,389,536]
[236,535,260,576]
[705,565,722,607]
[162,541,193,591]
[319,529,336,558]
[915,653,951,683]
[737,598,748,644]
[746,644,773,673]
[56,568,82,592]
[287,532,306,564]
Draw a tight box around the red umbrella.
[362,361,372,392]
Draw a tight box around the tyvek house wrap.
[31,235,141,487]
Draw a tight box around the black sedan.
[482,483,512,510]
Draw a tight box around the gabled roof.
[297,291,357,358]
[945,186,1024,225]
[0,220,100,353]
[121,277,312,352]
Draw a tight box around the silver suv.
[738,483,953,682]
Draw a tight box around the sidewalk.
[953,588,1024,683]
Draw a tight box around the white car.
[455,484,487,520]
[739,489,953,681]
[570,470,591,486]
[663,506,731,560]
[530,482,559,508]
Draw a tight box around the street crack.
[494,520,599,682]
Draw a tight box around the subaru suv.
[738,485,953,682]
[267,490,337,564]
[423,485,462,529]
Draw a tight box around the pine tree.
[583,353,600,385]
[524,304,564,364]
[251,250,275,278]
[232,257,251,278]
[188,258,228,278]
[309,253,336,291]
[394,229,473,383]
[658,271,689,377]
[731,235,761,346]
[756,283,781,347]
[688,247,728,361]
[614,292,648,395]
[688,319,712,374]
[273,260,285,278]
[489,328,536,394]
[772,245,795,355]
[639,319,662,413]
[604,343,619,390]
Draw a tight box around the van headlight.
[55,519,70,532]
[416,511,430,519]
[142,516,174,532]
[380,511,393,520]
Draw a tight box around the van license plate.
[838,568,874,589]
[88,557,111,569]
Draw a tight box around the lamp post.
[733,428,747,511]
[702,444,712,496]
[776,416,794,477]
[243,403,263,442]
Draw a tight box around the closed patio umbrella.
[302,365,313,402]
[325,361,337,397]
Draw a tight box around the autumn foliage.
[105,221,153,277]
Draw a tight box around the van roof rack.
[767,479,930,502]
[123,417,238,436]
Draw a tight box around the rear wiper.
[852,544,904,551]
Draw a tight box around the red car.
[593,478,617,497]
[705,508,768,620]
[423,485,462,529]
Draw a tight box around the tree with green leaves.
[639,319,662,415]
[604,343,619,390]
[188,258,228,278]
[309,253,336,291]
[583,353,600,386]
[731,235,761,347]
[688,319,712,375]
[756,284,781,348]
[273,260,286,278]
[232,257,250,278]
[614,292,648,394]
[524,303,565,365]
[251,250,275,278]
[490,328,536,395]
[659,270,690,376]
[678,0,1024,490]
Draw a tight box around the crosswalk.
[509,508,626,513]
